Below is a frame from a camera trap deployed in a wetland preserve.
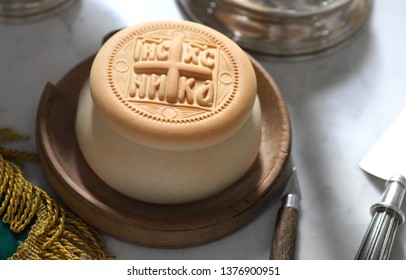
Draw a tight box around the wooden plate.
[36,54,291,248]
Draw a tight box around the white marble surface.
[1,0,406,260]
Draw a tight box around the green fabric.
[0,220,30,259]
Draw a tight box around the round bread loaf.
[75,20,261,204]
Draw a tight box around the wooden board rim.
[36,54,291,248]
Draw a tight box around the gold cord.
[0,128,38,164]
[1,128,113,260]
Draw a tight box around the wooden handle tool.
[270,168,301,260]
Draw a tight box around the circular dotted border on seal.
[106,22,239,124]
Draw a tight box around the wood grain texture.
[270,206,299,260]
[36,54,291,248]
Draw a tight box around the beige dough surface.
[76,81,261,204]
[75,20,262,204]
[90,20,257,150]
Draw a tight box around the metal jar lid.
[177,0,373,57]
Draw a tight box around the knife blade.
[356,109,406,260]
[270,167,301,260]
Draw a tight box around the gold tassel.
[1,128,113,260]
